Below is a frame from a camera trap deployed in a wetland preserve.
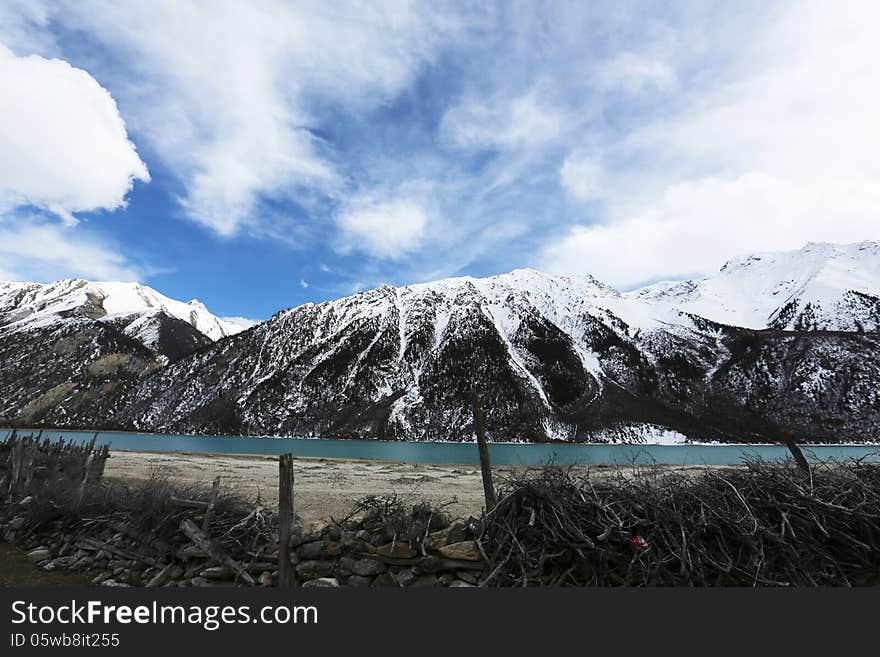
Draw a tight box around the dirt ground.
[0,544,91,587]
[104,450,721,522]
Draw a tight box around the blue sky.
[1,1,878,321]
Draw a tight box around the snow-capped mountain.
[0,278,249,351]
[0,278,252,426]
[1,241,878,443]
[635,241,880,331]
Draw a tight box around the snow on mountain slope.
[633,241,880,331]
[2,240,879,442]
[115,250,880,443]
[0,278,249,347]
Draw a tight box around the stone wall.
[1,512,487,588]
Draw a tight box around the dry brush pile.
[478,459,880,586]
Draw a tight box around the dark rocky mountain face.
[0,313,213,429]
[109,272,879,443]
[2,243,879,443]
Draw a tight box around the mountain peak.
[0,278,248,344]
[642,240,880,330]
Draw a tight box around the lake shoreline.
[103,449,734,522]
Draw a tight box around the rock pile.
[1,506,486,588]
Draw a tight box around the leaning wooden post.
[278,453,295,588]
[471,387,496,510]
[780,432,810,473]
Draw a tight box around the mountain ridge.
[1,240,878,443]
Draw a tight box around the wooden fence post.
[278,453,295,588]
[76,451,94,508]
[8,434,25,500]
[471,388,497,511]
[202,476,222,532]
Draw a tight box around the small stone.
[355,529,371,542]
[53,556,75,568]
[91,571,111,585]
[411,575,440,588]
[146,563,176,588]
[425,522,468,550]
[258,572,274,587]
[289,526,305,548]
[27,548,51,562]
[393,568,418,587]
[370,572,398,588]
[352,558,386,577]
[302,577,339,588]
[200,566,234,580]
[428,512,452,531]
[298,540,325,560]
[340,531,357,549]
[449,580,476,588]
[438,541,481,562]
[456,570,480,585]
[296,560,335,580]
[346,575,373,587]
[301,520,328,541]
[439,573,458,586]
[376,541,417,559]
[339,556,355,575]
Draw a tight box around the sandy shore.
[104,450,723,522]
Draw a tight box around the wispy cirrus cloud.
[2,0,877,301]
[335,188,434,260]
[0,219,144,282]
[7,0,465,239]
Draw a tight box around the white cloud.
[542,173,880,287]
[594,52,677,95]
[0,221,142,282]
[0,42,149,223]
[543,2,880,286]
[442,88,565,150]
[17,1,460,237]
[560,153,605,202]
[336,195,430,260]
[299,279,309,289]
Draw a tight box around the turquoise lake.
[5,429,880,466]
